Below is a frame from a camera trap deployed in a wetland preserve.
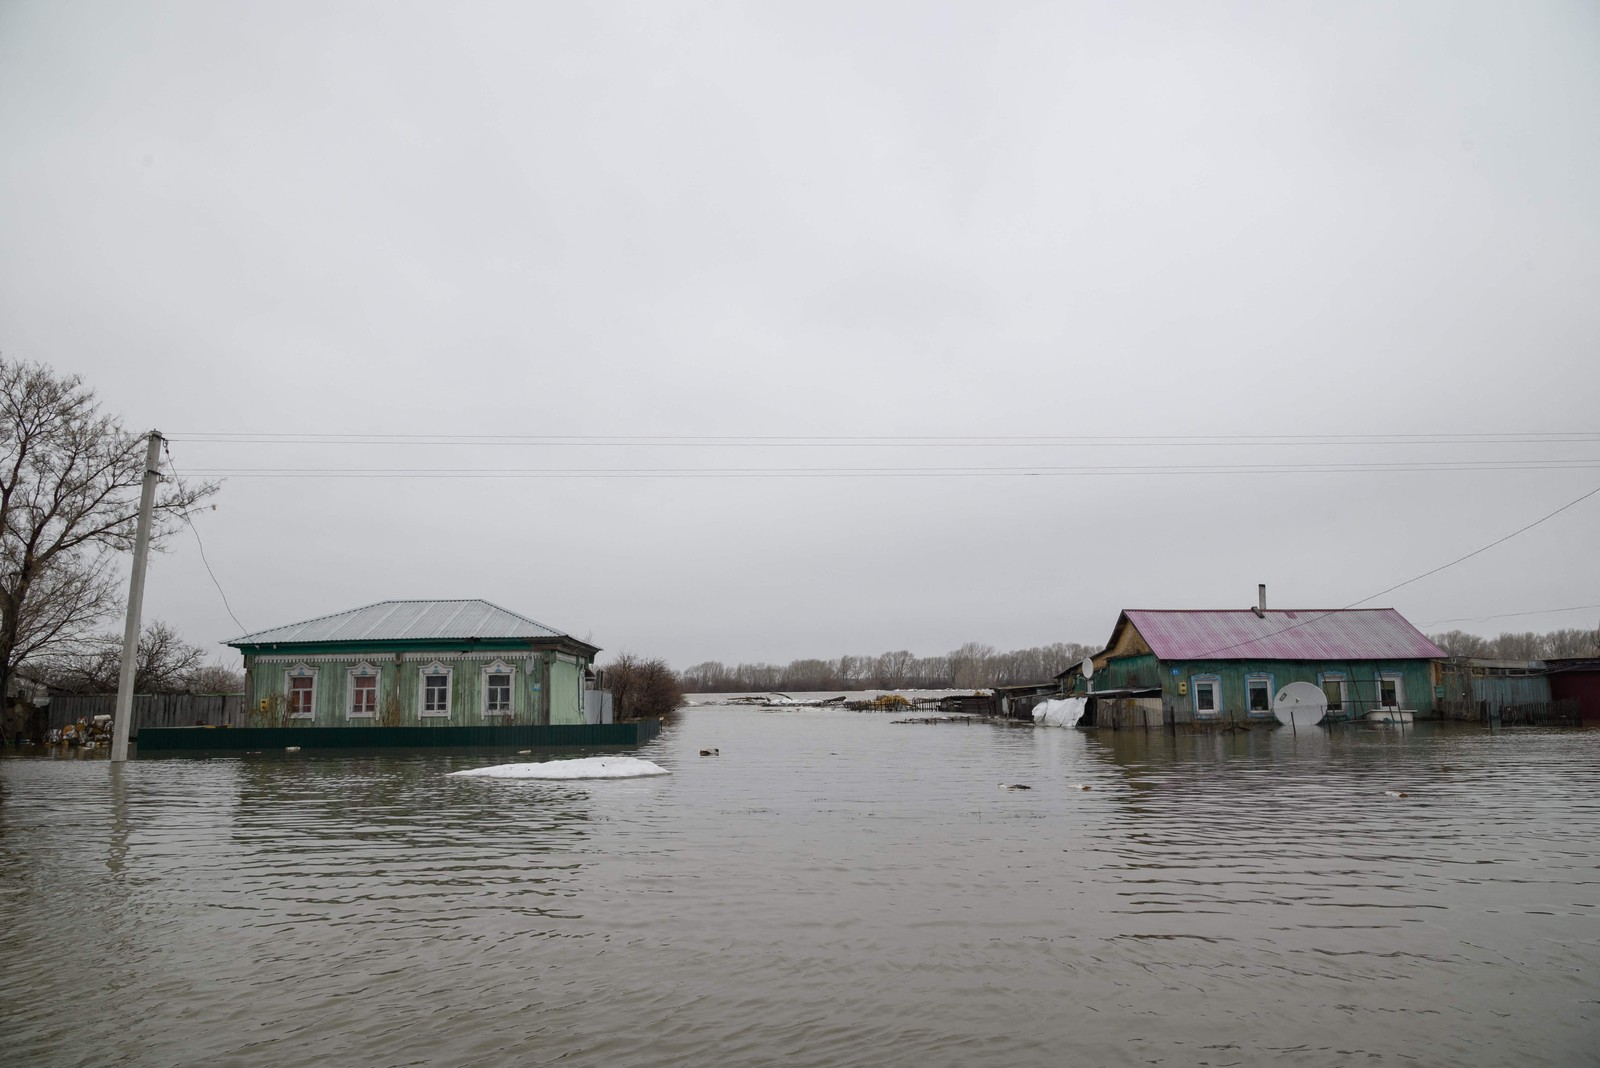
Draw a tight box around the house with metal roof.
[228,600,602,728]
[1059,591,1447,728]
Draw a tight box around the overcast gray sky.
[1,0,1596,670]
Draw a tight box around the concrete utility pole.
[111,430,163,763]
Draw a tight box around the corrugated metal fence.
[49,694,246,735]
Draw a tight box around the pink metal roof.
[1123,608,1446,662]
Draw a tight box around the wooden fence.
[48,693,246,736]
[1438,697,1580,726]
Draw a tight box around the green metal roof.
[227,600,572,646]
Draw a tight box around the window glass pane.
[1380,679,1397,705]
[1196,683,1215,711]
[1322,681,1343,709]
[1249,681,1270,711]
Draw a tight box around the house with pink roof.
[1059,590,1446,727]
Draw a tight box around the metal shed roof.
[1122,608,1445,662]
[227,600,571,646]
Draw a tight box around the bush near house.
[606,654,683,720]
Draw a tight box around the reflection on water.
[3,714,1597,1067]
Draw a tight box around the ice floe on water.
[450,756,670,780]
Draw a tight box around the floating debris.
[1384,790,1410,799]
[999,783,1032,791]
[700,748,720,756]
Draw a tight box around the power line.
[161,442,248,635]
[1421,605,1600,627]
[1172,481,1600,661]
[167,431,1600,447]
[177,459,1600,479]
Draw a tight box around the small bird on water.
[1384,789,1409,799]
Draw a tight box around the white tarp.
[1032,698,1087,728]
[449,756,669,780]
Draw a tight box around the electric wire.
[1174,482,1600,662]
[1420,605,1600,627]
[161,441,248,635]
[175,459,1600,479]
[166,430,1600,448]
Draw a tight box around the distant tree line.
[1428,627,1599,661]
[679,641,1099,694]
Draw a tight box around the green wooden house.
[1060,602,1446,726]
[228,600,601,728]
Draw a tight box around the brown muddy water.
[2,706,1597,1067]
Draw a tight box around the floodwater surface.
[2,707,1597,1067]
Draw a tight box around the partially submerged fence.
[48,694,246,735]
[1438,697,1580,726]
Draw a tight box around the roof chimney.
[1254,583,1266,618]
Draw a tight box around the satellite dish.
[1080,658,1095,680]
[1273,681,1327,727]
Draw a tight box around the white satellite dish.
[1273,681,1327,727]
[1080,658,1095,680]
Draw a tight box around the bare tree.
[37,620,209,694]
[184,659,245,694]
[605,653,683,719]
[0,359,217,704]
[1429,630,1489,658]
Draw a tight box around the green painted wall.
[244,645,590,728]
[1073,656,1437,723]
[549,657,584,725]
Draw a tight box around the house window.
[420,662,453,718]
[1192,675,1220,715]
[482,661,514,717]
[286,665,316,719]
[1320,673,1347,713]
[1378,674,1404,709]
[349,664,379,718]
[1247,674,1273,714]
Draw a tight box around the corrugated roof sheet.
[1124,608,1446,661]
[227,600,570,646]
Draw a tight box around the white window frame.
[348,662,380,719]
[1377,673,1405,710]
[285,663,317,720]
[419,661,453,718]
[1245,672,1275,716]
[1192,674,1221,716]
[1318,672,1348,714]
[481,660,515,718]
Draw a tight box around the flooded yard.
[2,708,1597,1066]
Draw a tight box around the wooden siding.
[245,646,589,729]
[1073,656,1439,726]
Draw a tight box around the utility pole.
[111,430,163,763]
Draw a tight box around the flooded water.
[3,707,1597,1067]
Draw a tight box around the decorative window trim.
[1245,672,1275,717]
[347,662,380,719]
[1191,674,1221,717]
[285,663,317,719]
[481,660,516,718]
[1318,672,1348,713]
[419,661,453,718]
